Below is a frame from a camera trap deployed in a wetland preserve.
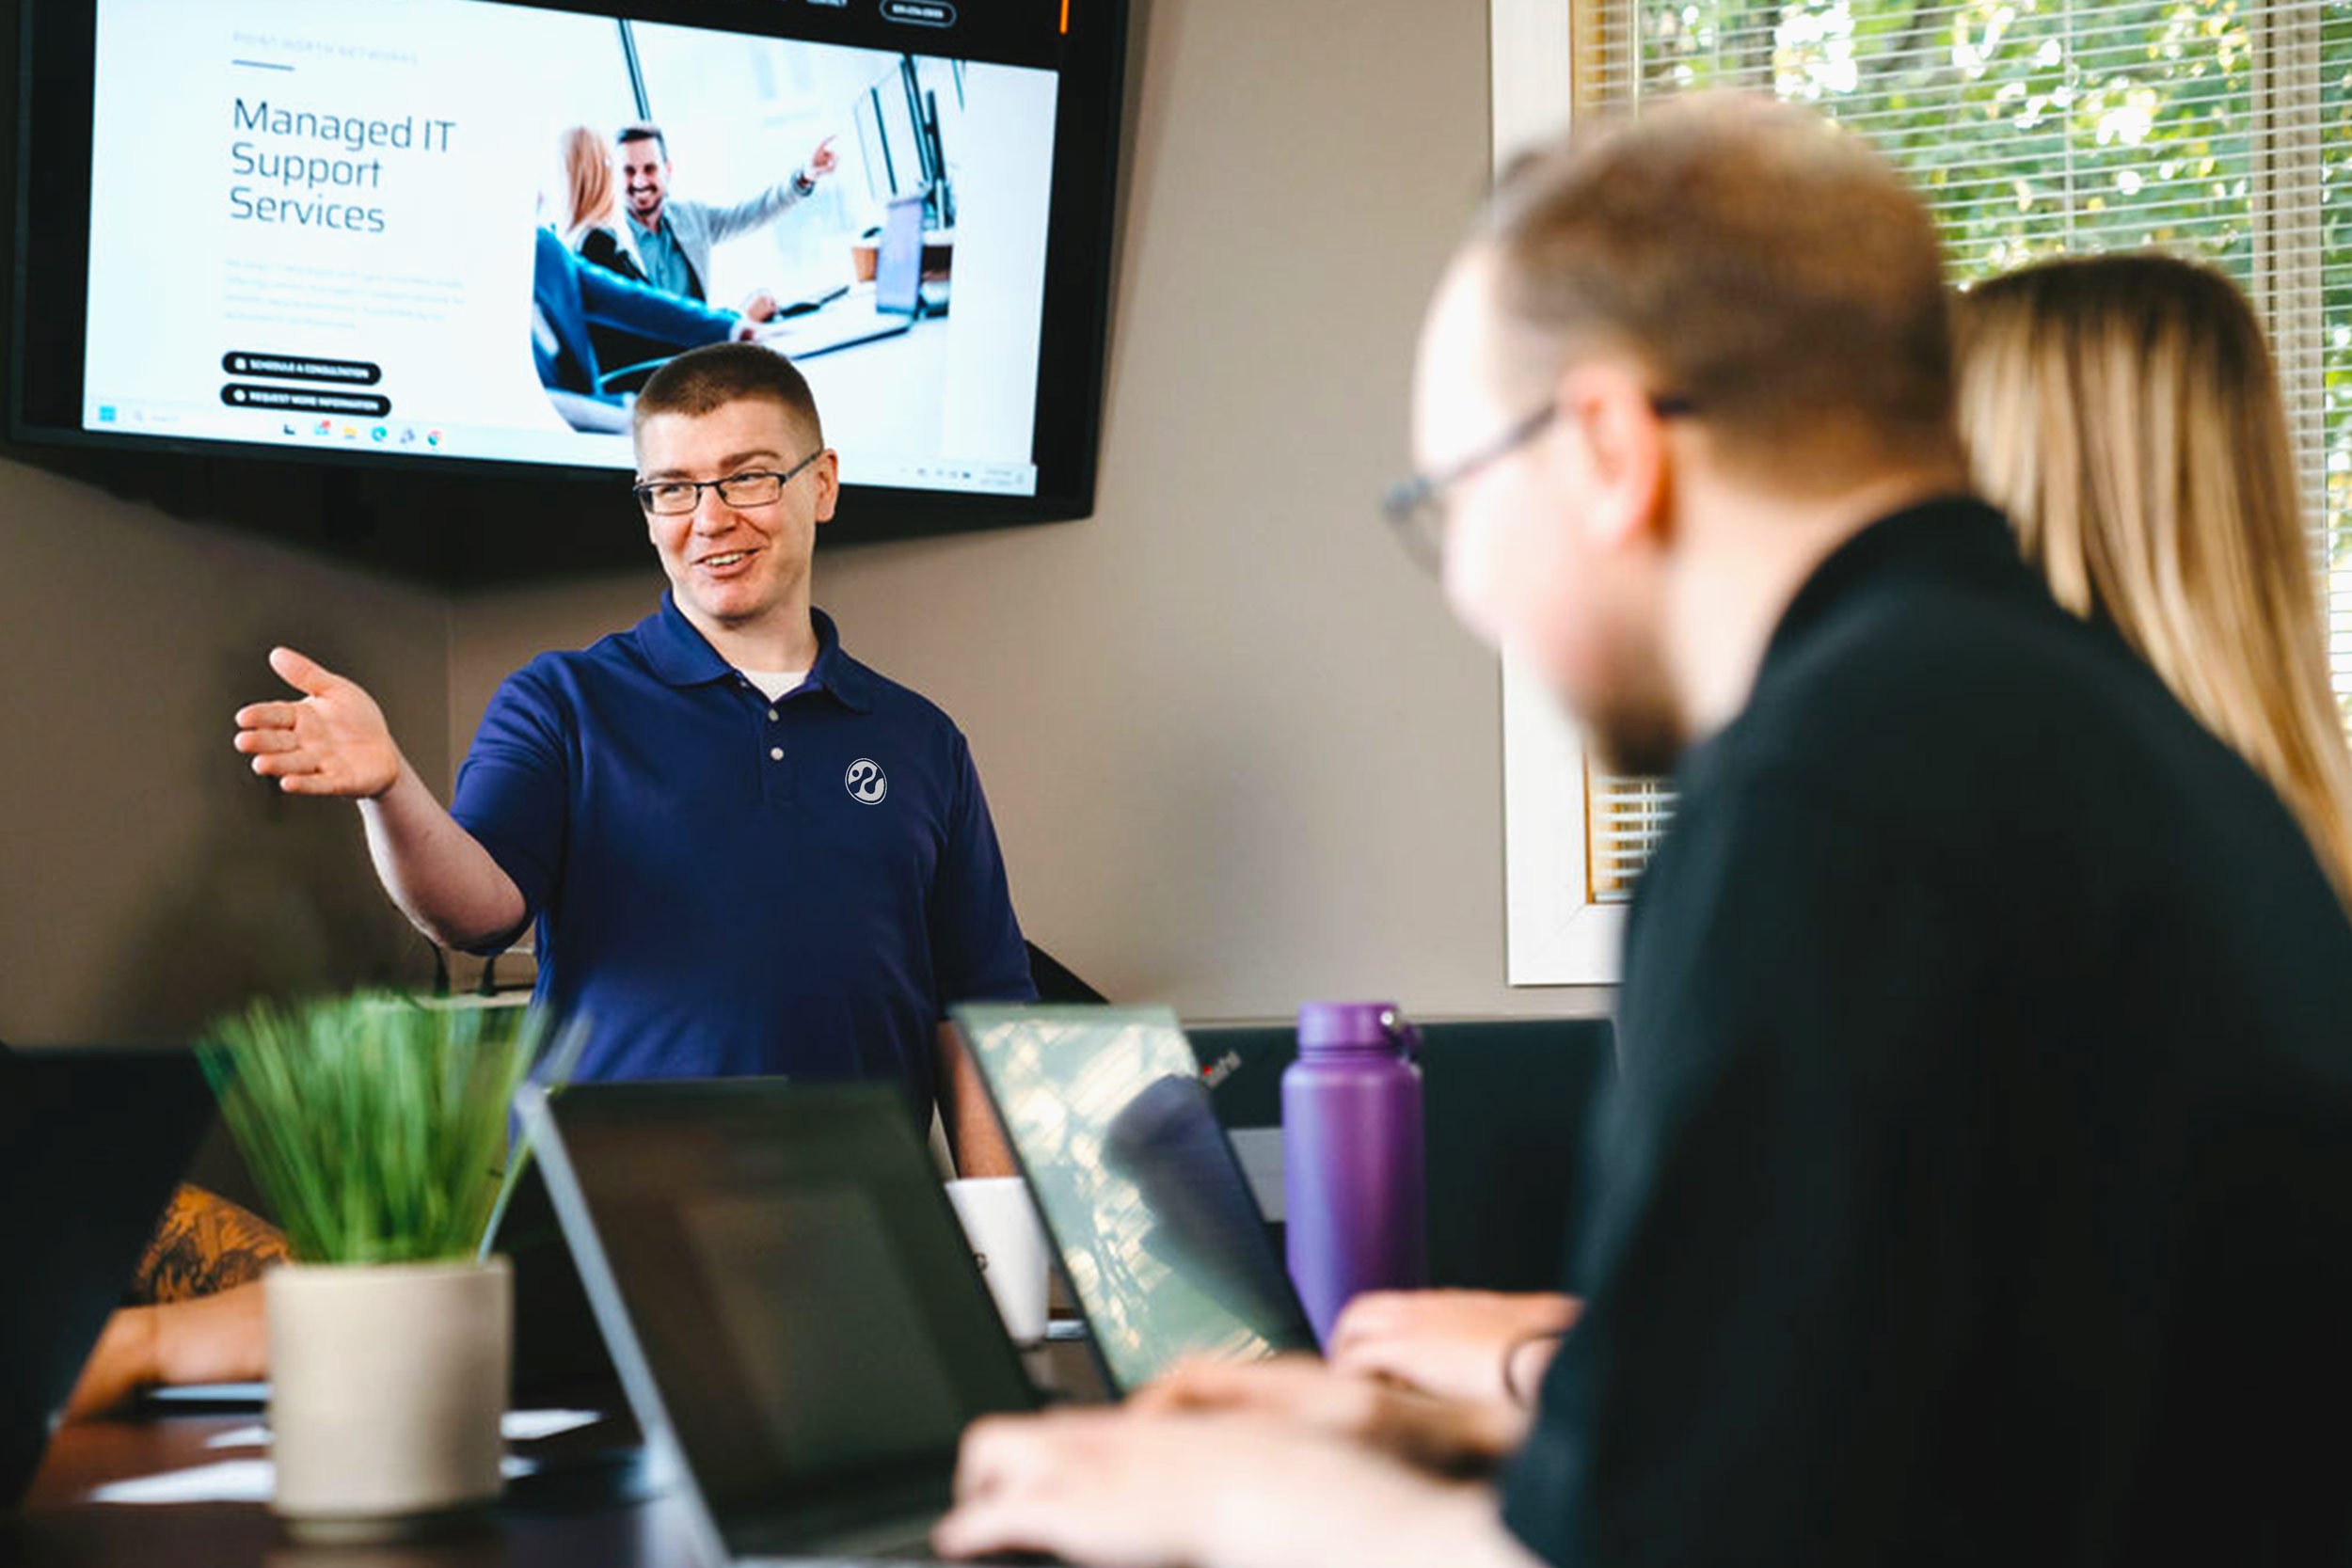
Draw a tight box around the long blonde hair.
[559,126,616,245]
[1955,251,2352,909]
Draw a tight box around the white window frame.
[1492,0,1622,985]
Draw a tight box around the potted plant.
[200,991,549,1543]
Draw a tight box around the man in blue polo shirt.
[231,343,1031,1172]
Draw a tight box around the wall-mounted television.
[8,0,1126,575]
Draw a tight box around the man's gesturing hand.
[232,646,403,799]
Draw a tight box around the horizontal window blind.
[1585,763,1677,901]
[1569,0,2349,891]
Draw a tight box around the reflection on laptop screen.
[536,1082,1032,1546]
[953,1006,1316,1393]
[685,1189,961,1475]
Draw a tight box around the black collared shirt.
[1502,498,2352,1565]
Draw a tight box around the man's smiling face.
[619,136,670,225]
[635,396,836,641]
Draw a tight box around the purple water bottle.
[1282,1002,1426,1346]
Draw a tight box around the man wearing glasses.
[927,95,2352,1568]
[231,343,1029,1174]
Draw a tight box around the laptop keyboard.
[741,1544,1058,1565]
[739,1525,940,1564]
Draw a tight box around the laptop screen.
[533,1081,1033,1544]
[952,1006,1316,1393]
[0,1045,217,1505]
[875,192,926,317]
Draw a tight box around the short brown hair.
[615,122,668,159]
[634,342,824,448]
[1483,93,1959,484]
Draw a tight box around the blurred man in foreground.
[933,93,2352,1568]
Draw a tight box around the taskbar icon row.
[89,400,444,452]
[281,417,444,449]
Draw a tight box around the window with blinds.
[1564,0,2351,893]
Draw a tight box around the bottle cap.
[1296,1001,1412,1053]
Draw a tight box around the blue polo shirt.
[450,598,1034,1111]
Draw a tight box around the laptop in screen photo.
[758,193,930,362]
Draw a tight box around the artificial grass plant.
[199,992,549,1266]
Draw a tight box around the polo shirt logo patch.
[845,758,889,805]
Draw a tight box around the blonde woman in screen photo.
[557,124,648,284]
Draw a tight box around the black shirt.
[1501,499,2352,1566]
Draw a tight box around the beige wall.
[0,459,448,1045]
[447,0,1611,1022]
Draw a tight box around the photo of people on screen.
[81,0,1054,495]
[530,224,745,435]
[528,39,987,437]
[607,124,836,322]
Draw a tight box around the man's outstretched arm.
[234,646,526,951]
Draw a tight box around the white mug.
[945,1177,1052,1347]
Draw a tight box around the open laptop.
[758,192,927,362]
[1,1044,217,1505]
[948,1005,1318,1396]
[517,1078,1040,1566]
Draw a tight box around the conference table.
[13,1406,698,1568]
[10,1339,1104,1566]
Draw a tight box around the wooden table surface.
[5,1407,705,1567]
[6,1340,1103,1566]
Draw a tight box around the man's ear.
[1555,360,1671,554]
[809,450,841,525]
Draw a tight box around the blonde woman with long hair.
[1956,252,2352,909]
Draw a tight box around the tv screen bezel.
[6,0,1126,549]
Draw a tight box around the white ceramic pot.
[265,1257,511,1543]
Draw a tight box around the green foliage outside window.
[1618,0,2350,705]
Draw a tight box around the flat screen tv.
[7,0,1126,574]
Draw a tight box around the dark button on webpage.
[882,0,956,24]
[220,385,391,415]
[220,352,382,385]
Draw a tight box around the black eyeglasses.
[632,448,825,515]
[1380,394,1695,571]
